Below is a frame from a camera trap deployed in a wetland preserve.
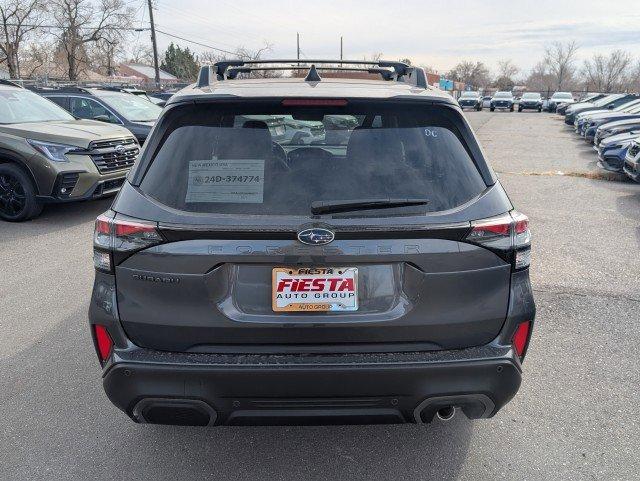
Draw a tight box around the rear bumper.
[91,264,536,426]
[103,343,522,426]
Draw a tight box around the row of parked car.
[458,91,577,113]
[558,92,640,182]
[0,80,178,221]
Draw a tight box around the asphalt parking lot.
[1,111,639,481]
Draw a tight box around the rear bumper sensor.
[103,344,521,426]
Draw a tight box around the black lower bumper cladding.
[91,267,535,427]
[103,344,522,426]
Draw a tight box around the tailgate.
[116,236,511,352]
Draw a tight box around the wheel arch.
[0,148,40,195]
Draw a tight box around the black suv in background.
[35,87,162,144]
[90,59,535,427]
[490,91,515,111]
[518,93,543,112]
[458,91,483,111]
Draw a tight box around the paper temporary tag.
[186,159,265,203]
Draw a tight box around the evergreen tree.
[161,43,199,81]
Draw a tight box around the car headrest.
[216,123,272,159]
[346,127,404,165]
[242,120,269,130]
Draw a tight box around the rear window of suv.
[139,101,487,217]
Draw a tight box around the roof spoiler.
[196,59,428,89]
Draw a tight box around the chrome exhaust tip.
[436,406,455,421]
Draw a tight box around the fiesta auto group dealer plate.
[272,267,358,312]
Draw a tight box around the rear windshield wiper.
[311,198,429,215]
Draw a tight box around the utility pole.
[296,32,300,64]
[147,0,161,90]
[340,36,343,66]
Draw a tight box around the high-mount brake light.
[93,213,164,273]
[281,99,348,107]
[93,324,113,363]
[466,211,531,270]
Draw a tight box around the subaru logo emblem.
[297,228,335,246]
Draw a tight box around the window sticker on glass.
[185,159,265,203]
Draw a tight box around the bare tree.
[525,61,556,93]
[200,42,280,78]
[129,44,154,65]
[0,0,46,78]
[18,41,54,78]
[497,59,519,80]
[629,61,640,93]
[448,60,491,89]
[50,0,132,80]
[493,59,519,90]
[544,40,579,90]
[89,32,124,76]
[582,50,633,92]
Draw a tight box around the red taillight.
[113,219,159,237]
[95,215,111,234]
[93,213,163,273]
[93,324,113,362]
[512,321,531,358]
[281,98,348,106]
[466,211,531,270]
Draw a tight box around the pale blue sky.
[135,0,640,74]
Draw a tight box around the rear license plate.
[272,267,358,312]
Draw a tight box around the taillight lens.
[93,324,113,363]
[466,210,531,270]
[512,321,532,358]
[93,213,163,273]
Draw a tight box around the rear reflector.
[281,98,348,106]
[93,324,113,362]
[512,321,531,358]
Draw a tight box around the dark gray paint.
[116,237,511,351]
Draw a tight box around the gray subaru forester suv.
[90,60,535,426]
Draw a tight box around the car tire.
[0,163,43,222]
[518,107,523,112]
[510,105,514,112]
[538,107,542,112]
[490,107,495,112]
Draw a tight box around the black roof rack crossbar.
[225,66,397,81]
[197,59,427,88]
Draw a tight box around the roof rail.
[0,79,22,88]
[196,59,428,89]
[27,85,91,93]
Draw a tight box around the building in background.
[118,63,179,87]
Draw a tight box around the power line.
[1,23,146,31]
[3,21,239,56]
[154,28,236,55]
[154,1,263,47]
